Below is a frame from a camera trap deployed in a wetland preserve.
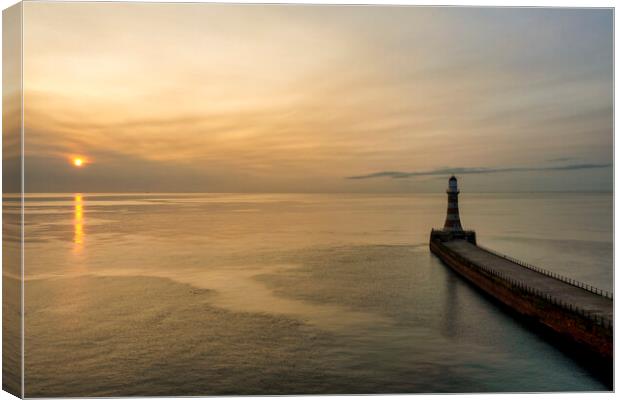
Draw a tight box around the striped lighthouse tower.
[443,176,463,232]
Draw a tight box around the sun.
[73,157,85,167]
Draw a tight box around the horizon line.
[8,190,614,196]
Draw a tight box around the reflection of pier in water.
[441,270,460,339]
[73,194,84,251]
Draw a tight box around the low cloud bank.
[346,163,612,180]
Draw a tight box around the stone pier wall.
[429,239,612,362]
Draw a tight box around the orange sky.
[20,3,612,192]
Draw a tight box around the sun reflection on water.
[74,194,84,251]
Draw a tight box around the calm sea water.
[19,192,612,395]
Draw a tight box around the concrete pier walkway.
[444,240,613,324]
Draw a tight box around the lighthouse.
[429,175,475,244]
[443,176,463,232]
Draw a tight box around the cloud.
[346,163,612,180]
[21,4,613,193]
[547,157,575,163]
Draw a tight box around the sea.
[7,192,614,395]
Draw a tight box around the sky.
[20,3,613,193]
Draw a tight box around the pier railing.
[475,244,614,301]
[431,239,613,330]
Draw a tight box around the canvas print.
[2,2,614,397]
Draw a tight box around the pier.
[429,176,613,374]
